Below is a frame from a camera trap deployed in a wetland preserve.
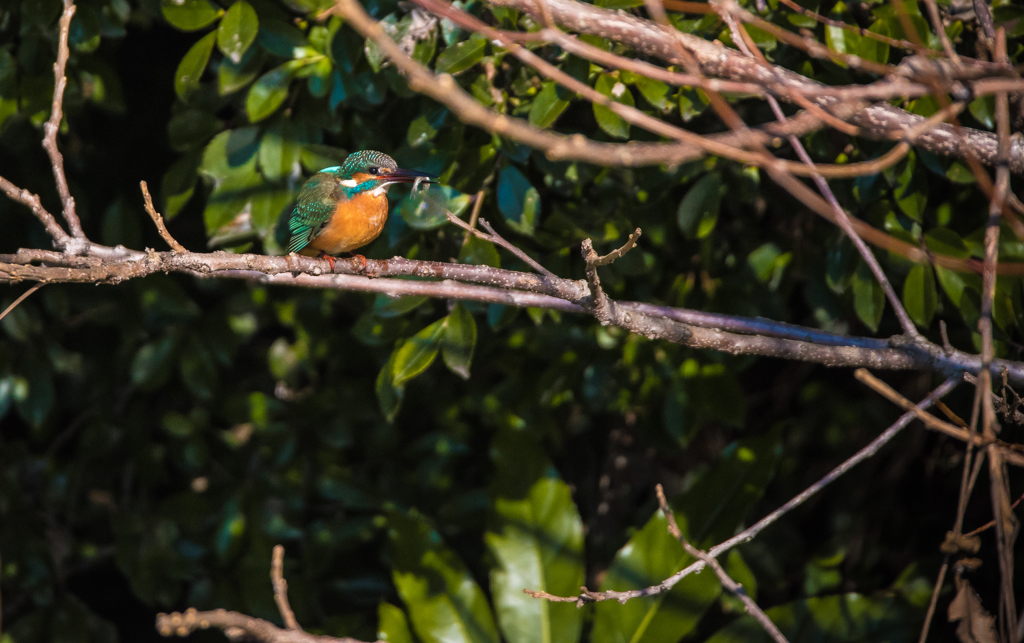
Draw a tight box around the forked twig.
[655,485,790,643]
[446,209,556,278]
[525,377,959,605]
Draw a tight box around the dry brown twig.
[157,547,378,643]
[139,181,187,253]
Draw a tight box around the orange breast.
[302,192,389,256]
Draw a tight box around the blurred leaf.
[377,348,404,422]
[498,166,540,236]
[634,75,670,110]
[529,82,569,129]
[903,264,937,329]
[486,428,584,643]
[706,593,920,643]
[168,108,222,152]
[459,236,501,268]
[379,602,415,643]
[246,60,304,123]
[175,31,217,99]
[593,73,634,139]
[436,33,487,75]
[592,510,721,643]
[677,172,721,239]
[259,122,302,182]
[162,0,223,31]
[219,45,263,94]
[442,303,476,379]
[674,433,782,547]
[925,228,970,258]
[162,152,202,219]
[969,95,995,129]
[894,153,926,222]
[388,510,499,643]
[852,262,885,333]
[218,1,259,64]
[374,295,429,318]
[392,318,447,386]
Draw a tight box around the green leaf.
[674,433,782,547]
[436,33,487,74]
[529,82,569,129]
[175,31,217,99]
[217,1,259,65]
[485,428,584,643]
[677,172,722,239]
[376,347,404,422]
[219,46,262,95]
[824,4,889,64]
[162,0,223,31]
[161,152,202,219]
[593,73,634,139]
[969,95,995,129]
[379,603,415,643]
[374,295,429,318]
[497,166,540,236]
[925,228,970,259]
[442,304,477,379]
[852,262,885,333]
[246,61,302,123]
[903,264,937,329]
[388,510,499,643]
[894,153,926,222]
[634,75,670,110]
[706,593,920,643]
[592,510,721,643]
[392,318,447,386]
[258,122,302,182]
[459,236,501,268]
[168,108,222,152]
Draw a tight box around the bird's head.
[325,150,434,198]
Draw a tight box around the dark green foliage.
[1,0,1022,641]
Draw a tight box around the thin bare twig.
[525,376,959,605]
[446,209,557,278]
[854,369,1024,465]
[591,229,642,266]
[979,29,1018,642]
[140,181,187,253]
[461,190,486,247]
[655,485,790,643]
[0,283,44,324]
[42,0,84,241]
[272,545,301,632]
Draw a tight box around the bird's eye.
[367,167,380,176]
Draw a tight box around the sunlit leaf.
[486,428,584,643]
[852,261,885,333]
[388,510,499,643]
[175,31,217,99]
[435,33,486,75]
[391,318,447,386]
[217,1,259,64]
[162,0,223,31]
[677,172,721,239]
[442,304,476,379]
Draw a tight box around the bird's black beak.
[385,167,436,184]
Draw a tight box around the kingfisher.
[288,150,433,270]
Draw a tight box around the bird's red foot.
[318,252,337,272]
[351,254,368,273]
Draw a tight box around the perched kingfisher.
[288,150,433,270]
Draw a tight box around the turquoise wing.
[288,174,340,254]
